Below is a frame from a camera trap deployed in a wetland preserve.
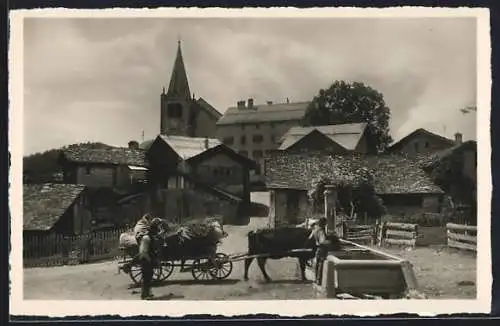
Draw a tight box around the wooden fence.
[446,223,477,252]
[23,227,130,268]
[343,222,418,248]
[344,224,377,245]
[379,222,418,248]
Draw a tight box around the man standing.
[134,213,155,300]
[309,217,329,285]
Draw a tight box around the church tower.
[160,40,197,136]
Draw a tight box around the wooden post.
[324,185,337,234]
[306,196,315,228]
[269,190,276,228]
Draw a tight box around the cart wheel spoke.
[208,253,233,280]
[129,265,143,285]
[192,258,214,281]
[153,260,174,282]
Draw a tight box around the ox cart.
[117,237,234,285]
[117,239,315,285]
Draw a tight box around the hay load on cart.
[117,217,233,284]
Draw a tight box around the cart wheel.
[128,264,171,285]
[208,253,233,280]
[128,265,143,285]
[192,258,214,281]
[154,261,174,282]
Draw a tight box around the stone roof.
[157,134,222,160]
[216,101,310,125]
[264,151,443,195]
[414,140,477,169]
[62,147,148,167]
[23,183,86,231]
[197,97,222,119]
[279,123,367,151]
[389,128,455,151]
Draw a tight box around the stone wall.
[268,189,310,227]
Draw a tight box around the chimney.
[128,140,139,150]
[454,132,463,145]
[204,137,209,149]
[286,97,290,104]
[247,98,254,109]
[267,101,273,105]
[237,100,245,109]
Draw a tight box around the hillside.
[23,142,115,183]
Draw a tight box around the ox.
[243,226,342,282]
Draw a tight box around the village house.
[390,127,477,223]
[145,134,258,224]
[23,183,91,237]
[277,123,369,154]
[57,144,152,228]
[264,151,444,227]
[215,99,310,180]
[417,139,477,223]
[387,128,457,157]
[58,144,149,190]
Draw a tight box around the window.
[167,103,183,118]
[238,150,248,157]
[240,135,246,145]
[223,137,234,145]
[253,150,263,159]
[252,134,264,143]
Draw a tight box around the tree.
[353,181,386,220]
[302,81,393,154]
[23,142,114,183]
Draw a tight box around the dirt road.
[23,217,316,300]
[23,199,476,300]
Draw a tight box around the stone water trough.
[306,239,419,299]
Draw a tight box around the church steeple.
[166,40,191,100]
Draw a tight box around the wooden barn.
[23,183,91,237]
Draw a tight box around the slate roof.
[414,140,477,169]
[216,101,310,125]
[23,183,86,231]
[264,151,443,195]
[62,147,148,167]
[157,134,222,160]
[279,123,367,151]
[197,97,222,119]
[389,128,455,150]
[139,139,155,151]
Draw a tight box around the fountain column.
[324,185,338,235]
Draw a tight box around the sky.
[23,16,477,155]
